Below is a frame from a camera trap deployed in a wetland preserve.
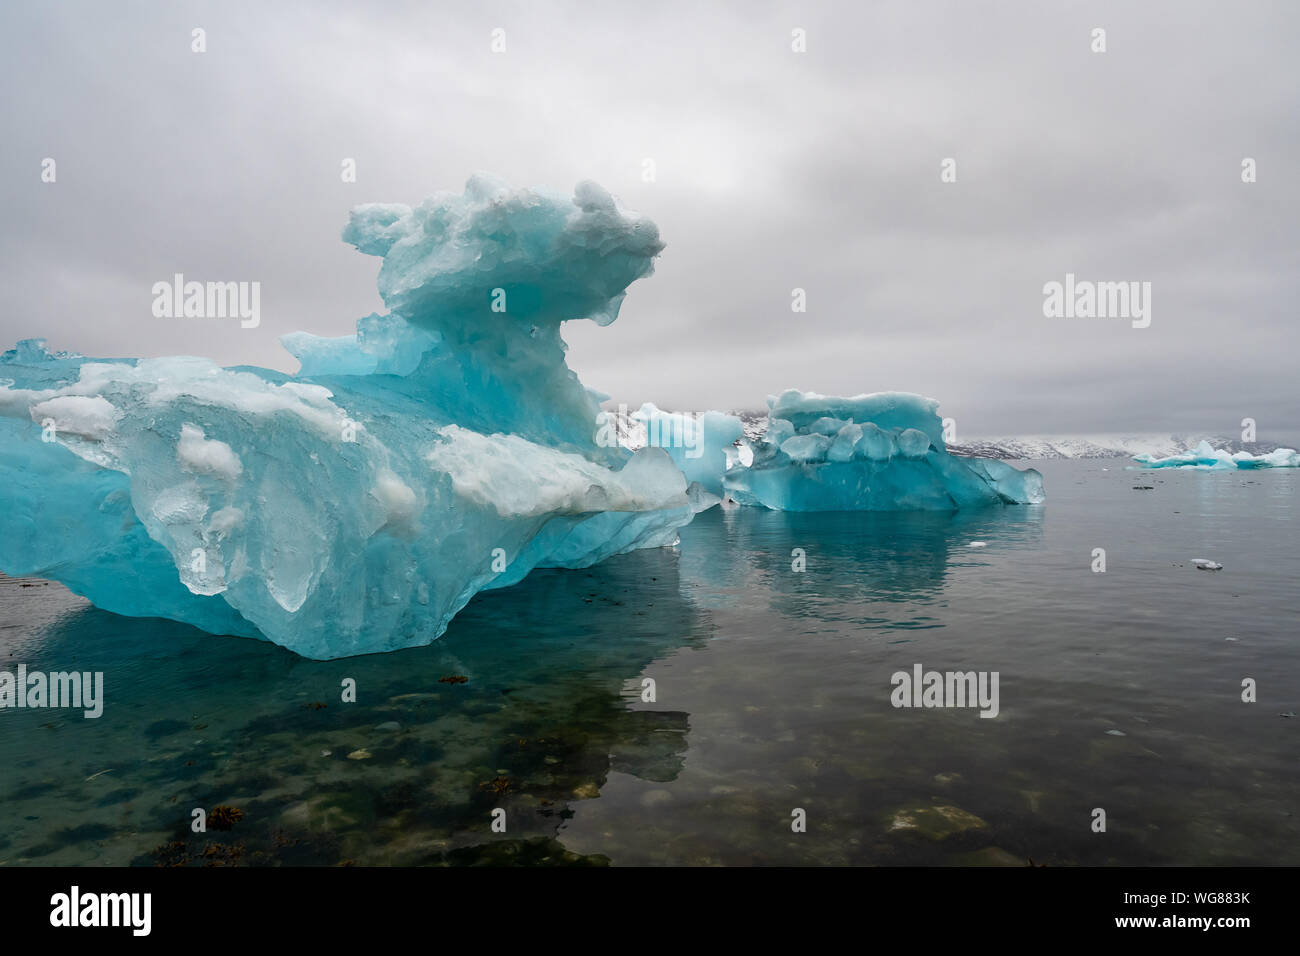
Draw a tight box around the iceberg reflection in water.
[2,462,1296,866]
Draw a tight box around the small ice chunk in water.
[968,541,987,548]
[1191,558,1223,571]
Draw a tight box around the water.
[1,460,1296,865]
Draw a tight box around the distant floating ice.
[1134,440,1300,470]
[1191,558,1223,571]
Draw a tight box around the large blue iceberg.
[0,176,702,659]
[0,175,1043,659]
[1133,440,1300,470]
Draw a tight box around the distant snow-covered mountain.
[601,404,1285,461]
[946,435,1286,460]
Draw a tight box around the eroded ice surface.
[0,176,698,659]
[722,390,1045,511]
[1132,440,1300,470]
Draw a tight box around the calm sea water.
[1,459,1296,866]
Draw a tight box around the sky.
[2,0,1296,442]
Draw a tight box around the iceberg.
[629,403,744,498]
[721,390,1045,511]
[0,176,700,659]
[1132,439,1300,470]
[0,174,1046,659]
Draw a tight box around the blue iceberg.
[0,175,1044,659]
[1133,440,1300,470]
[630,404,743,499]
[721,390,1045,511]
[0,176,700,659]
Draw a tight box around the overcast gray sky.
[2,0,1296,442]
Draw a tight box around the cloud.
[1,0,1296,442]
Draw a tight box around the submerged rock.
[952,846,1024,866]
[888,804,989,841]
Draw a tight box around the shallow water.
[1,459,1296,865]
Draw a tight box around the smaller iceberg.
[721,390,1044,511]
[629,403,744,498]
[1133,440,1300,470]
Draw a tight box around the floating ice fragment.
[1134,440,1300,470]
